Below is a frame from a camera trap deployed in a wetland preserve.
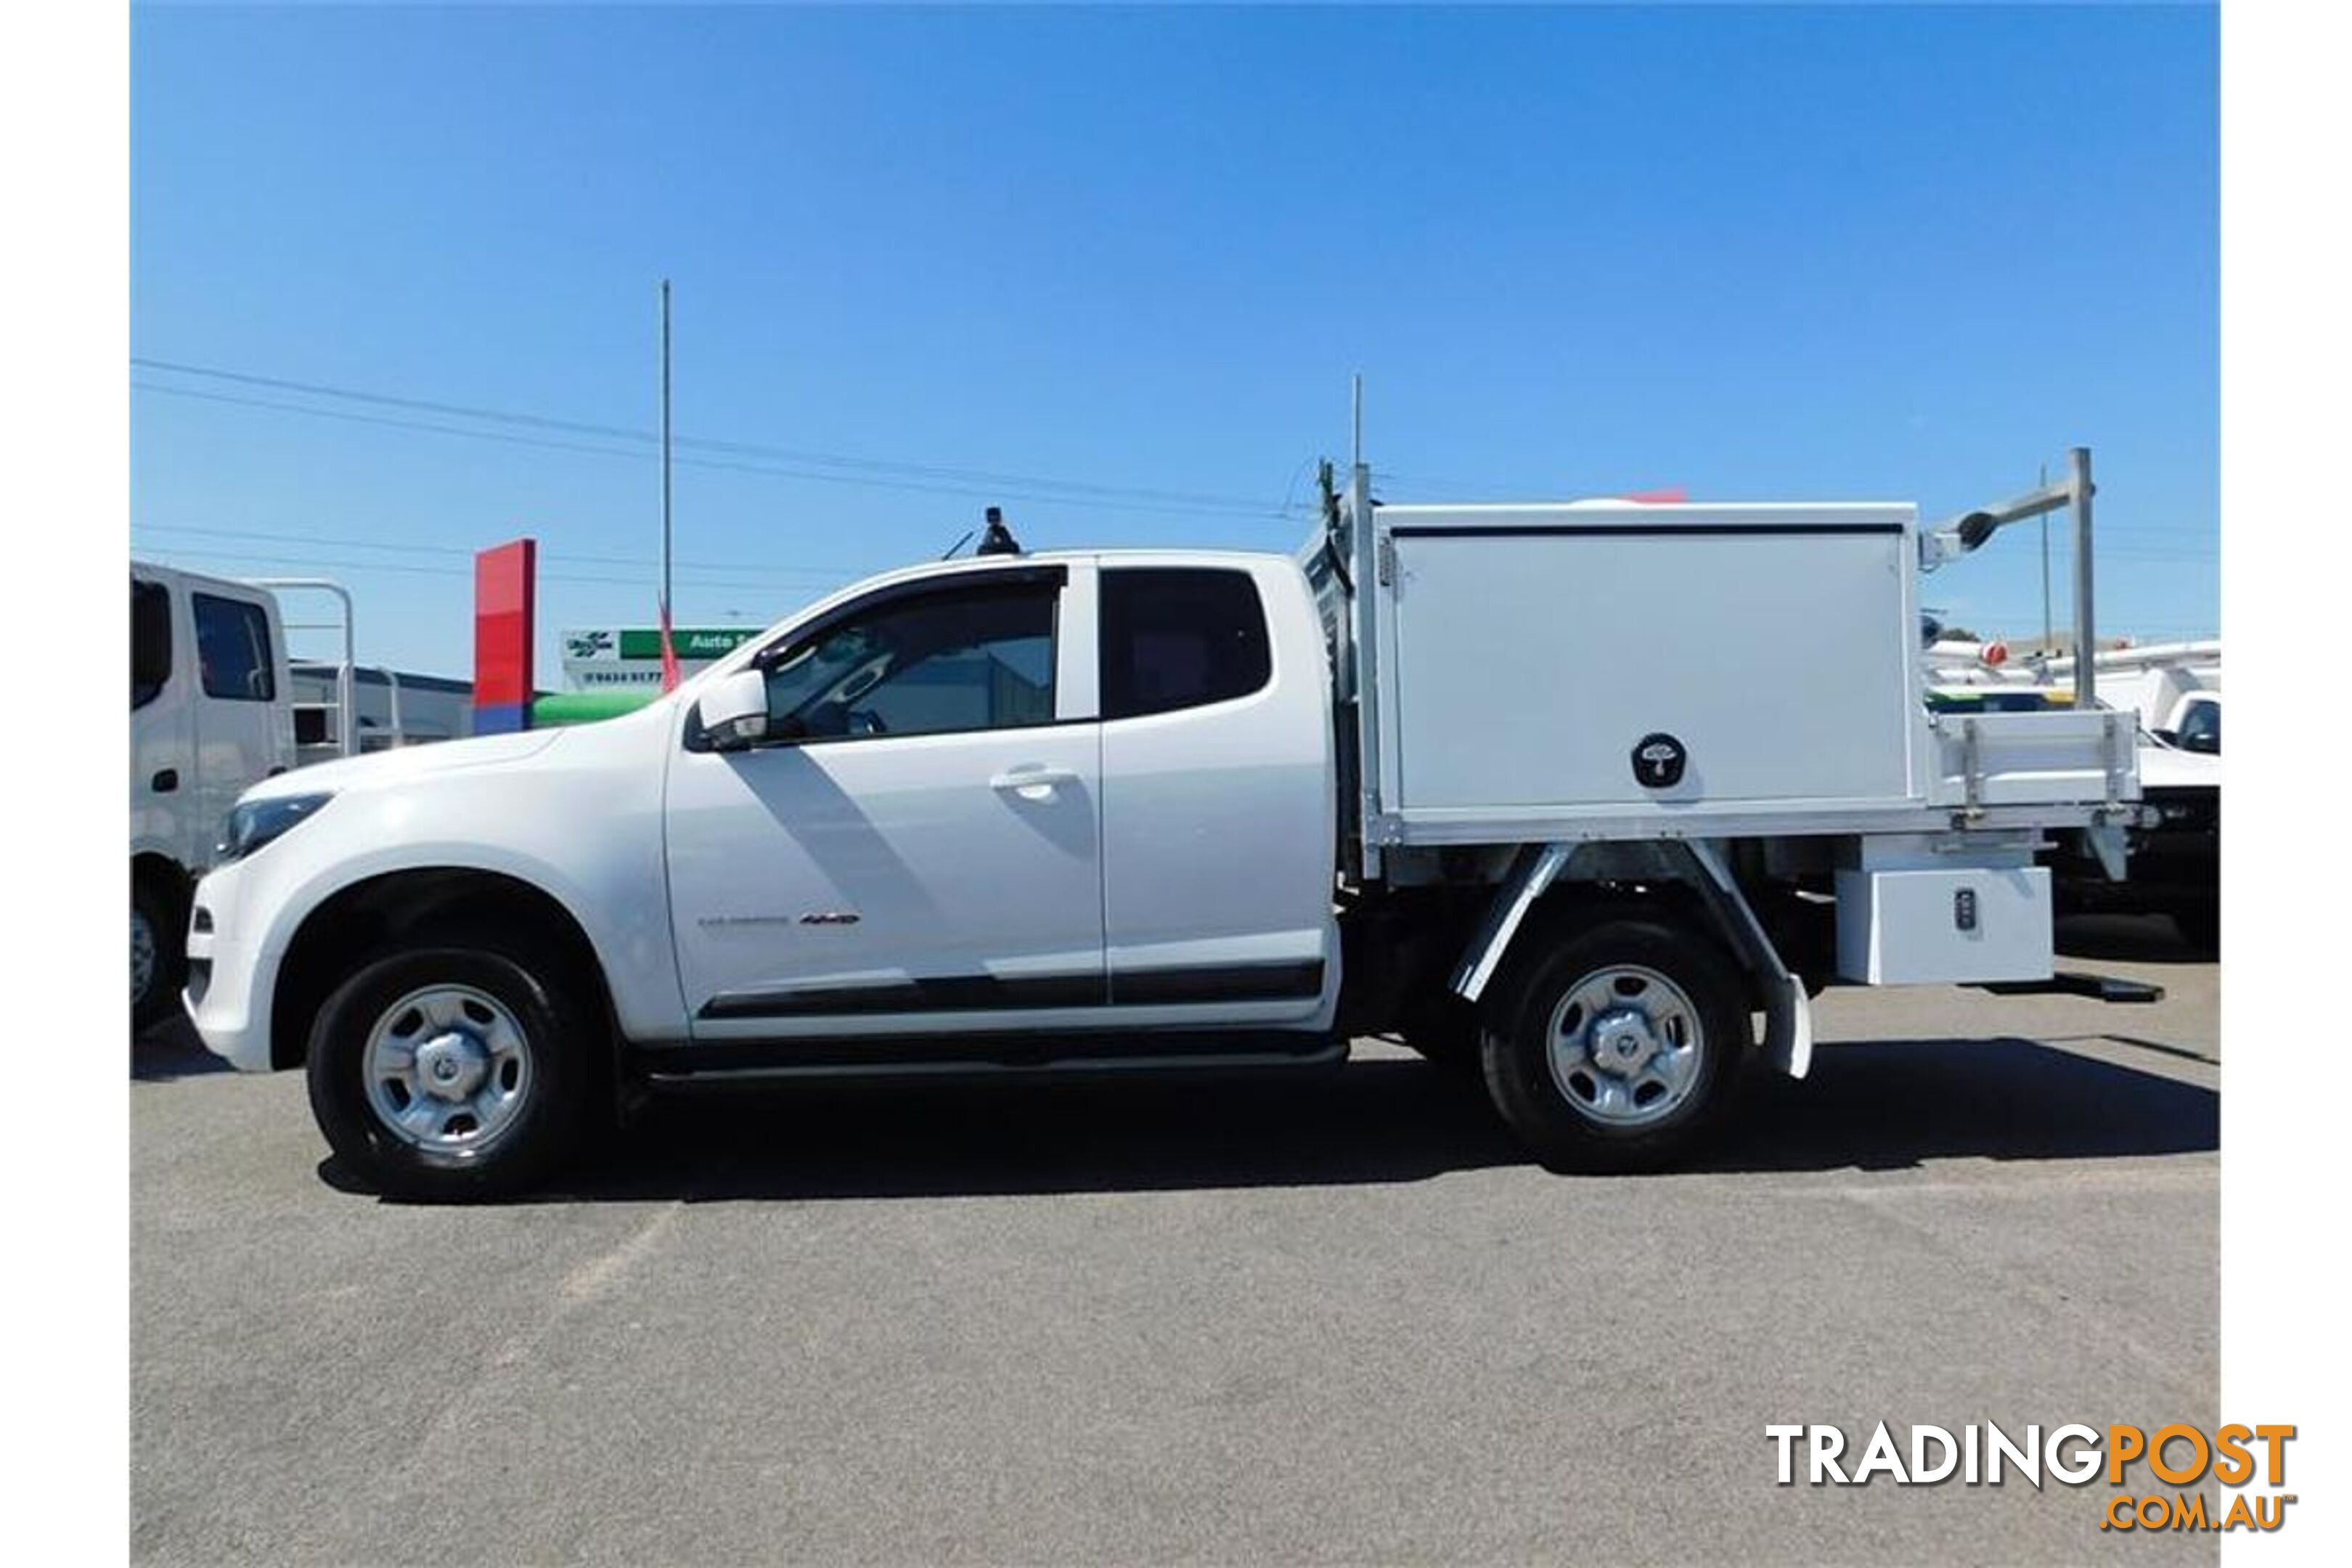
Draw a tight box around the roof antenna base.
[976,505,1023,557]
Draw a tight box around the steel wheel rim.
[131,907,157,1006]
[361,984,534,1157]
[1544,963,1704,1129]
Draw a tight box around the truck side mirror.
[696,669,770,751]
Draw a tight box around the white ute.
[186,451,2149,1198]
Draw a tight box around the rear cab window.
[192,593,277,702]
[1099,567,1272,719]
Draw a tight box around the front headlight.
[217,792,335,863]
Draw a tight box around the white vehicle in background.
[132,563,296,1028]
[132,563,475,1027]
[185,444,2160,1200]
[2050,642,2219,948]
[1927,638,2219,949]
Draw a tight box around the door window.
[762,581,1057,742]
[1100,568,1271,719]
[132,579,172,711]
[192,593,277,702]
[2176,699,2219,753]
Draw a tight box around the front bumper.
[183,859,278,1073]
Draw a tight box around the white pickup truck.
[186,457,2147,1198]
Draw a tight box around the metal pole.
[661,279,674,632]
[1351,373,1363,473]
[2038,462,2052,656]
[2070,446,2095,709]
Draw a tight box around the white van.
[131,562,295,1028]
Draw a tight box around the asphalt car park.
[132,915,2218,1566]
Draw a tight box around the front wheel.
[1479,918,1749,1172]
[306,937,595,1200]
[132,879,185,1032]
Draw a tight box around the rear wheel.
[1480,917,1748,1172]
[306,936,595,1200]
[132,878,184,1032]
[2172,900,2218,955]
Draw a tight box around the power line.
[131,357,1310,518]
[134,380,1304,524]
[134,522,856,582]
[128,540,849,597]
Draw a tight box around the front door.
[665,565,1106,1040]
[186,587,288,867]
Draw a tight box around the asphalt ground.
[131,914,2218,1566]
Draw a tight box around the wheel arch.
[269,866,618,1072]
[1447,840,1813,1078]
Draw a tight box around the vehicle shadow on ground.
[2054,910,2212,964]
[448,1035,2218,1205]
[131,1018,234,1082]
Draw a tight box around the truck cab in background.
[132,563,296,1028]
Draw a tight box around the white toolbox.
[1834,865,2054,986]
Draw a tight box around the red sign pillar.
[473,539,537,734]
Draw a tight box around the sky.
[130,2,2218,682]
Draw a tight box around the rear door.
[1095,561,1336,1024]
[666,564,1109,1039]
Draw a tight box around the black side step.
[637,1029,1347,1083]
[1978,971,2165,1004]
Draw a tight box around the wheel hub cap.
[360,984,534,1158]
[1588,1007,1659,1076]
[1544,963,1704,1130]
[413,1032,490,1100]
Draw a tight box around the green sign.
[614,627,758,661]
[560,626,763,690]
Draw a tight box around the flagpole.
[659,279,677,690]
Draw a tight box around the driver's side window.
[2176,699,2219,753]
[762,581,1058,742]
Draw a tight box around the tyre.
[305,935,596,1200]
[2172,901,2219,955]
[132,878,185,1033]
[1479,917,1749,1172]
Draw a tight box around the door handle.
[989,765,1080,801]
[151,769,179,793]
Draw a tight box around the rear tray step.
[1977,971,2165,1004]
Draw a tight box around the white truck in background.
[133,563,297,1028]
[184,446,2157,1199]
[132,563,474,1027]
[1926,638,2218,949]
[2046,642,2219,949]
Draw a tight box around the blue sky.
[131,3,2218,681]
